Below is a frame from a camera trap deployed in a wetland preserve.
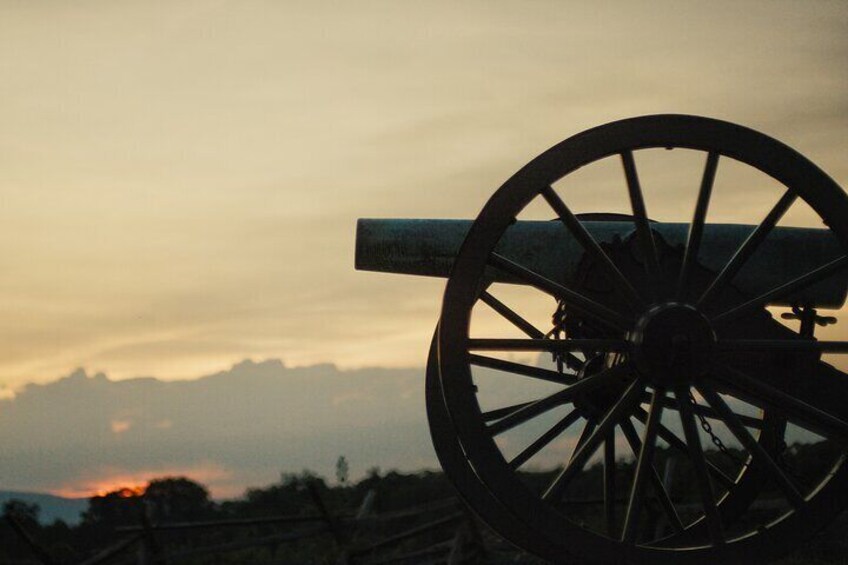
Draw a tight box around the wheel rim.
[435,115,848,563]
[425,329,577,562]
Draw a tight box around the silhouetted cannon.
[355,115,848,564]
[356,219,847,308]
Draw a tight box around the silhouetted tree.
[144,477,212,522]
[239,471,323,517]
[82,488,143,527]
[2,499,40,526]
[335,455,349,485]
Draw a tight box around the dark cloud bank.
[0,357,766,505]
[0,360,436,498]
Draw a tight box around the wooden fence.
[6,485,490,565]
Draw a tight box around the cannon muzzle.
[355,218,848,308]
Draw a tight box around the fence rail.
[6,485,486,565]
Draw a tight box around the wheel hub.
[631,302,715,387]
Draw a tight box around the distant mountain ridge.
[0,357,773,504]
[0,490,86,525]
[0,358,439,499]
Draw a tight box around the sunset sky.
[1,0,845,390]
[0,2,846,497]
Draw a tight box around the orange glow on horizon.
[90,485,147,498]
[50,463,234,499]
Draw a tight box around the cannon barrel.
[355,218,848,308]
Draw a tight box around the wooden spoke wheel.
[430,115,848,564]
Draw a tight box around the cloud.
[0,356,606,499]
[0,359,438,498]
[0,355,819,502]
[110,419,132,434]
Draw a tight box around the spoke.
[678,152,718,300]
[604,428,617,537]
[633,407,736,489]
[470,354,578,386]
[543,379,644,502]
[698,189,797,309]
[658,395,763,429]
[509,409,582,469]
[468,338,628,352]
[488,364,632,436]
[489,252,632,331]
[711,255,848,325]
[620,417,685,539]
[482,401,533,423]
[716,339,848,353]
[479,290,545,338]
[697,384,805,509]
[570,419,597,464]
[710,362,848,443]
[541,185,646,309]
[621,151,661,295]
[622,388,672,543]
[675,386,725,545]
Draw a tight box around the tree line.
[0,462,458,563]
[1,442,841,563]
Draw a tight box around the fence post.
[448,506,484,565]
[344,489,376,565]
[137,499,167,565]
[654,457,677,538]
[306,481,349,564]
[5,513,57,565]
[355,489,376,521]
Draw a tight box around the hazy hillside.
[0,490,86,525]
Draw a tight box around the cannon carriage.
[355,115,848,564]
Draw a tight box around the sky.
[0,1,846,497]
[0,360,436,499]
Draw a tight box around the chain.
[688,392,749,470]
[549,299,566,373]
[549,299,567,339]
[549,299,585,374]
[687,394,808,485]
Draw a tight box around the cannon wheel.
[425,329,570,558]
[427,332,788,562]
[428,313,790,560]
[434,115,848,563]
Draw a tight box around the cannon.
[355,115,848,564]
